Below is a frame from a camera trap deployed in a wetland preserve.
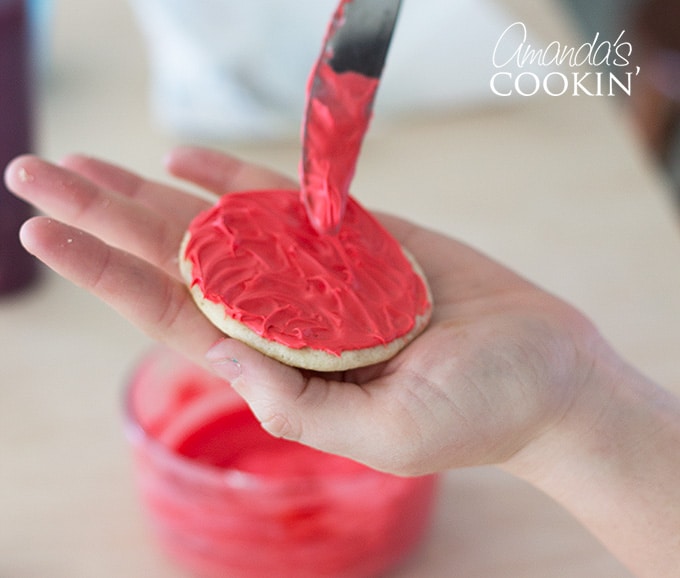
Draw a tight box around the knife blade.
[300,0,402,235]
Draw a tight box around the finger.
[60,154,212,224]
[6,156,186,279]
[205,338,406,472]
[165,146,298,195]
[19,217,222,363]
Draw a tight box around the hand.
[5,146,599,476]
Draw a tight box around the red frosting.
[300,59,378,235]
[184,190,430,356]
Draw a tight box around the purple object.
[0,0,38,295]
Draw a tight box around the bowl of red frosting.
[123,346,438,578]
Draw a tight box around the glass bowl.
[123,346,439,578]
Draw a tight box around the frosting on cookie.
[183,190,430,356]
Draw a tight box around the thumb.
[205,338,379,462]
[206,338,307,441]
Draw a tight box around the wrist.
[500,331,626,488]
[501,335,680,577]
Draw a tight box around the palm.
[323,218,587,474]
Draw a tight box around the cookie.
[179,190,432,371]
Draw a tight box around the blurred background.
[560,0,680,204]
[21,0,679,203]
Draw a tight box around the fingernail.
[206,339,243,383]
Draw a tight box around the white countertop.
[2,0,679,576]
